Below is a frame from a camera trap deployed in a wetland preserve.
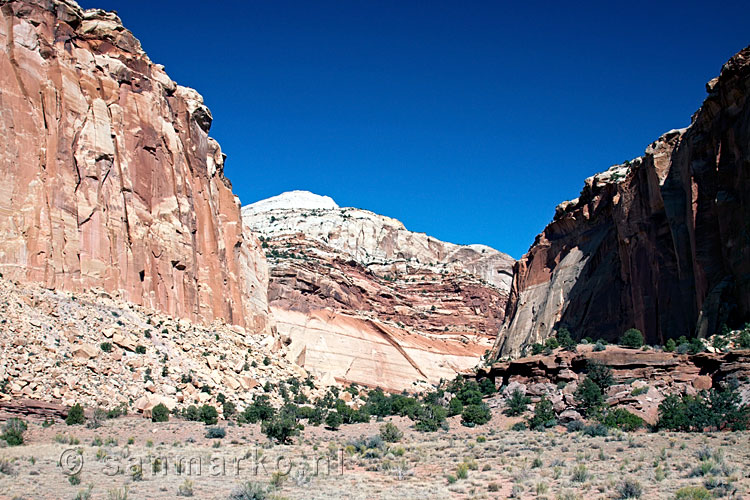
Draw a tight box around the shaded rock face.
[0,0,270,331]
[244,192,515,391]
[495,46,750,358]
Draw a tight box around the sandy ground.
[1,412,749,499]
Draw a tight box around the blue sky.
[81,1,748,258]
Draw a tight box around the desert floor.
[1,412,748,499]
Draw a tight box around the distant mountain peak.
[244,190,339,212]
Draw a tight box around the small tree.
[527,396,556,431]
[575,378,604,417]
[557,327,577,352]
[664,338,676,352]
[504,389,531,416]
[325,410,342,430]
[151,403,170,423]
[66,404,85,425]
[262,409,300,444]
[461,404,492,427]
[447,397,463,417]
[478,378,496,396]
[621,328,644,348]
[586,361,614,390]
[414,404,447,432]
[199,405,218,426]
[379,422,403,442]
[1,418,26,446]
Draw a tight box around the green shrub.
[1,418,26,446]
[575,377,604,417]
[544,337,560,350]
[414,404,447,432]
[379,422,403,442]
[455,380,483,406]
[602,408,643,432]
[455,462,469,480]
[151,403,169,423]
[582,423,608,437]
[593,340,606,352]
[100,342,113,353]
[222,401,236,419]
[674,486,712,500]
[66,404,86,425]
[531,343,544,355]
[199,405,218,425]
[261,408,300,444]
[504,389,531,416]
[135,345,146,354]
[738,327,750,349]
[240,396,274,424]
[228,481,269,500]
[586,361,614,389]
[205,427,226,439]
[461,403,491,427]
[557,327,577,352]
[571,464,589,482]
[478,378,496,395]
[657,383,749,432]
[325,411,342,430]
[621,328,644,348]
[527,395,556,430]
[182,405,200,421]
[664,338,677,352]
[447,397,463,417]
[616,478,643,499]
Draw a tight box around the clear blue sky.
[81,0,748,258]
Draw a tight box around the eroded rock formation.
[243,191,515,391]
[0,0,270,331]
[495,46,750,358]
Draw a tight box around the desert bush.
[504,389,531,416]
[674,486,712,499]
[227,482,268,500]
[616,478,643,499]
[379,422,403,442]
[575,377,604,417]
[1,418,26,446]
[414,403,447,432]
[582,423,608,437]
[657,383,749,431]
[199,405,218,425]
[240,395,274,424]
[66,404,86,425]
[586,361,614,389]
[100,342,113,353]
[447,397,463,416]
[571,464,589,482]
[325,410,343,430]
[206,427,226,439]
[557,327,577,352]
[566,420,585,432]
[527,395,556,430]
[456,462,469,479]
[151,403,169,423]
[602,408,643,432]
[621,328,644,348]
[261,408,300,444]
[593,340,606,351]
[176,479,194,497]
[461,403,491,427]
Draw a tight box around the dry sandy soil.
[1,412,749,499]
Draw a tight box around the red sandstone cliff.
[0,0,270,331]
[495,46,750,358]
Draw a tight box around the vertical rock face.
[0,0,270,331]
[495,46,750,358]
[244,191,515,390]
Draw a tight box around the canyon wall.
[244,191,515,390]
[0,0,270,331]
[495,46,750,358]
